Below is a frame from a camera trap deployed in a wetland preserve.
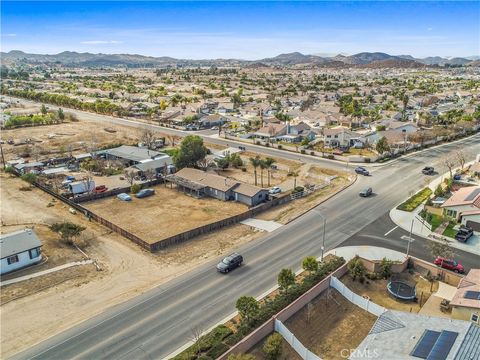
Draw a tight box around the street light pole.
[406,218,414,258]
[319,213,327,261]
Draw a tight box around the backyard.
[249,288,377,360]
[83,184,248,242]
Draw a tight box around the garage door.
[466,220,480,232]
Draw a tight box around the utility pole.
[0,142,5,170]
[319,213,327,261]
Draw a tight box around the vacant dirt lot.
[83,185,247,242]
[341,271,439,313]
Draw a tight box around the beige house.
[450,269,480,324]
[441,186,480,230]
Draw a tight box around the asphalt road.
[7,100,480,359]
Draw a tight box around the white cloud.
[80,40,122,44]
[4,33,17,37]
[427,27,433,31]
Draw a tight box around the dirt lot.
[248,289,376,360]
[341,271,439,313]
[83,185,247,242]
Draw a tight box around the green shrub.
[131,183,142,194]
[300,149,306,154]
[20,172,37,184]
[263,332,283,360]
[364,158,371,163]
[397,187,432,212]
[206,342,229,358]
[277,144,282,149]
[293,186,304,193]
[5,165,16,174]
[348,256,366,281]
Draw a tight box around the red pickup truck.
[93,185,108,194]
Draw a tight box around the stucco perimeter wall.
[357,256,409,274]
[410,257,463,287]
[218,263,348,359]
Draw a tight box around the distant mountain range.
[1,50,478,68]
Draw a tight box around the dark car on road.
[216,253,243,273]
[434,256,465,273]
[359,187,373,197]
[355,166,369,176]
[135,188,155,198]
[422,167,435,175]
[455,226,473,243]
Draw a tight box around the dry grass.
[341,272,439,313]
[83,184,248,243]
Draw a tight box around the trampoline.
[387,280,417,301]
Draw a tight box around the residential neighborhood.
[1,1,479,360]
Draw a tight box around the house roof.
[352,310,472,360]
[130,155,172,172]
[441,186,480,208]
[254,123,287,137]
[450,269,480,309]
[323,127,358,137]
[99,145,164,163]
[0,229,42,259]
[172,168,238,192]
[234,183,267,197]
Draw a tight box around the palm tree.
[291,170,300,189]
[249,155,261,186]
[263,157,276,187]
[259,160,267,188]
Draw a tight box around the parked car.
[359,187,373,197]
[66,175,76,181]
[455,226,473,243]
[422,167,435,175]
[94,185,108,194]
[453,173,462,181]
[211,126,219,130]
[269,186,282,195]
[135,188,155,198]
[216,253,243,273]
[117,193,132,201]
[434,256,465,273]
[238,146,246,151]
[355,166,369,176]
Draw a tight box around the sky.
[1,1,479,59]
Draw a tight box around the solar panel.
[411,330,441,358]
[464,291,480,300]
[465,188,480,201]
[426,330,458,360]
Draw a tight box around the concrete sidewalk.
[389,160,480,256]
[0,260,93,287]
[326,245,407,262]
[240,218,283,232]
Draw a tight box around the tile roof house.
[441,186,480,228]
[166,168,268,206]
[253,123,287,139]
[1,229,43,275]
[450,269,480,325]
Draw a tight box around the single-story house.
[0,229,43,275]
[128,154,173,177]
[199,114,228,128]
[166,168,268,206]
[14,161,44,174]
[469,162,480,177]
[441,186,480,230]
[450,269,480,324]
[95,145,170,167]
[253,123,287,140]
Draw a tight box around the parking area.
[82,185,248,242]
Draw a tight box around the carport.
[165,174,206,198]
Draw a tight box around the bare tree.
[166,134,180,147]
[189,325,204,355]
[124,169,136,186]
[140,129,156,149]
[442,156,456,179]
[306,302,314,324]
[455,150,466,170]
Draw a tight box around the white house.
[323,127,359,148]
[0,229,43,275]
